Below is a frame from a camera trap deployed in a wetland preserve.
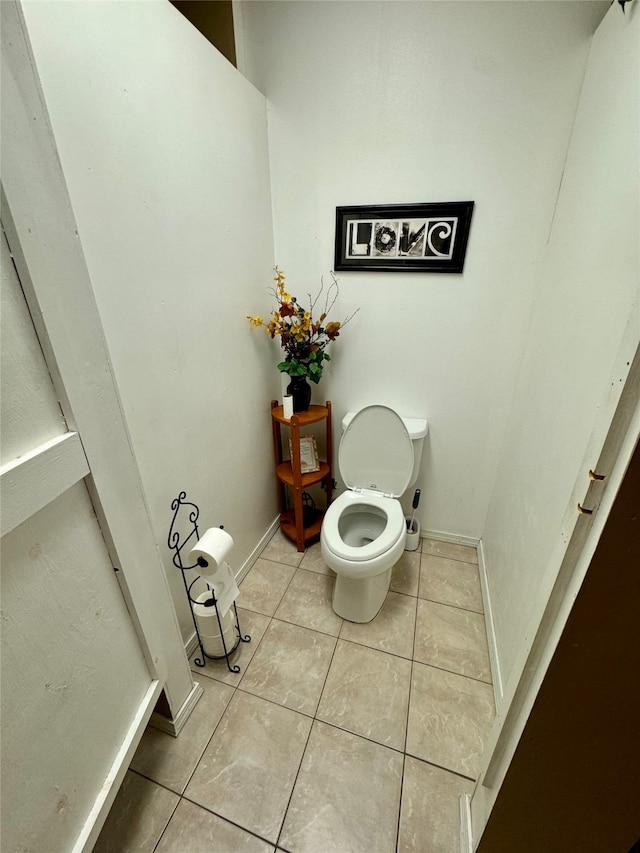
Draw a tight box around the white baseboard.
[149,679,203,737]
[420,532,502,705]
[459,793,473,853]
[477,539,503,707]
[421,528,481,548]
[236,515,280,585]
[73,679,163,853]
[185,629,200,661]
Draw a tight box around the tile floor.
[95,534,495,853]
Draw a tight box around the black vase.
[287,375,311,413]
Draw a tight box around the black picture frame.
[334,201,474,273]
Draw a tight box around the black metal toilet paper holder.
[167,491,250,673]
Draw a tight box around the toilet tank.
[341,411,428,490]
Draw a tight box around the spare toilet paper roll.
[189,527,234,582]
[283,395,294,419]
[193,589,236,656]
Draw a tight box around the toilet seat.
[322,490,405,562]
[339,405,414,497]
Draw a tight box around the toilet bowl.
[321,405,427,622]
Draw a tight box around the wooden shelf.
[271,404,329,427]
[275,460,330,489]
[279,508,324,544]
[271,399,333,552]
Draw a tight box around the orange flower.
[325,321,341,340]
[279,302,296,317]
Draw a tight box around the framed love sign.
[334,201,474,273]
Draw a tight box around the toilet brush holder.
[405,517,421,551]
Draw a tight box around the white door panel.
[0,431,89,537]
[1,233,91,535]
[1,484,152,853]
[1,233,66,460]
[1,226,153,852]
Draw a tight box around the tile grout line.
[273,622,341,850]
[177,597,287,848]
[272,708,317,850]
[175,687,237,795]
[421,544,480,567]
[151,792,181,853]
[179,793,282,849]
[395,752,407,853]
[411,658,493,687]
[330,633,415,664]
[304,715,406,759]
[405,578,421,754]
[265,611,341,641]
[179,610,278,806]
[395,573,421,852]
[419,595,485,617]
[129,766,183,798]
[403,753,478,784]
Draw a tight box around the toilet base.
[332,566,393,623]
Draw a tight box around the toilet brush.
[408,489,421,533]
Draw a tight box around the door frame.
[2,2,200,848]
[465,334,640,849]
[473,436,640,850]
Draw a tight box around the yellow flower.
[247,315,264,327]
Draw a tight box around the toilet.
[321,405,428,622]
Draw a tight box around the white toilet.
[320,405,428,622]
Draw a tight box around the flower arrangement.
[247,267,357,384]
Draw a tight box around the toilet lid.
[339,405,414,497]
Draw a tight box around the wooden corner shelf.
[275,460,331,489]
[270,400,333,552]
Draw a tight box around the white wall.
[22,0,278,637]
[481,3,639,693]
[238,0,608,537]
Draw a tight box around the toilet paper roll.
[193,588,220,619]
[283,395,294,419]
[189,527,234,581]
[193,590,237,656]
[189,528,239,615]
